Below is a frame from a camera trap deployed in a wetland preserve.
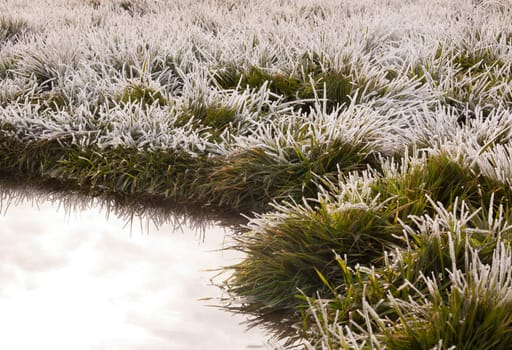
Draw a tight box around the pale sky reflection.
[0,198,268,350]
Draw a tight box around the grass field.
[1,0,512,348]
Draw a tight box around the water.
[0,187,269,350]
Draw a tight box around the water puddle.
[0,185,269,350]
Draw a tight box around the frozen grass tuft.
[384,240,512,350]
[0,15,30,43]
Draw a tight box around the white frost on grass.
[0,0,510,158]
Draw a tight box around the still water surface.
[0,191,268,350]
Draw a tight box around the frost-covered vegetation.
[1,0,512,348]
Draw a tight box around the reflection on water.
[0,183,269,350]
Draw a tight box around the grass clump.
[207,139,374,212]
[83,0,151,10]
[214,66,312,106]
[52,146,210,201]
[116,82,168,108]
[410,42,512,124]
[117,0,145,16]
[371,149,512,223]
[0,16,29,43]
[225,198,401,320]
[0,53,17,80]
[84,0,102,9]
[175,100,238,138]
[373,152,481,219]
[393,196,511,290]
[0,134,214,206]
[16,53,67,92]
[214,54,356,113]
[385,242,512,350]
[204,105,386,212]
[29,91,69,111]
[300,239,512,350]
